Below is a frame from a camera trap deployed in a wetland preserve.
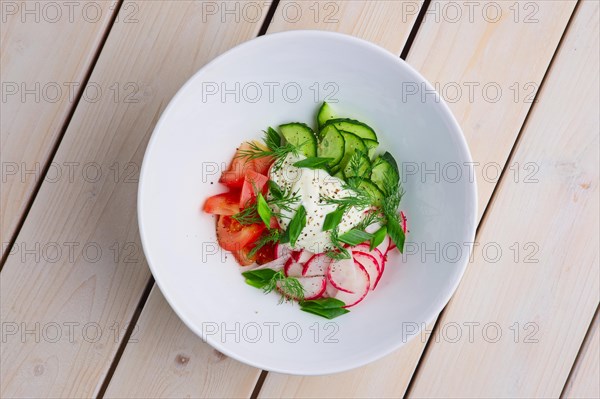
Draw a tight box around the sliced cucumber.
[333,169,344,179]
[322,118,378,142]
[363,139,378,159]
[357,179,384,206]
[317,102,336,130]
[279,122,317,157]
[339,131,367,171]
[343,151,371,179]
[371,152,399,194]
[317,124,345,167]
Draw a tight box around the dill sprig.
[263,270,305,303]
[248,229,281,258]
[321,190,371,210]
[354,210,385,232]
[325,227,352,260]
[235,128,300,173]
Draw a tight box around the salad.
[203,103,407,319]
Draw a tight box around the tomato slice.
[216,215,264,251]
[203,191,240,215]
[219,142,255,188]
[252,155,274,175]
[239,170,269,208]
[232,248,255,266]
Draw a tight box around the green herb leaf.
[256,193,272,227]
[370,226,387,251]
[338,229,373,246]
[322,207,345,231]
[265,127,281,151]
[387,215,405,253]
[242,269,277,288]
[293,157,334,170]
[267,180,284,199]
[300,298,349,319]
[325,248,352,260]
[248,229,281,258]
[287,205,306,247]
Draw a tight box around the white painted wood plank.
[258,1,576,397]
[1,0,119,251]
[0,1,268,397]
[408,2,600,397]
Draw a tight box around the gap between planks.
[0,0,125,272]
[94,1,281,396]
[404,1,583,396]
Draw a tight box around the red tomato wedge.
[203,191,240,215]
[252,154,275,175]
[219,142,255,188]
[216,215,265,251]
[239,170,269,208]
[232,248,254,266]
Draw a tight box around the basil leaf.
[338,229,373,246]
[287,205,306,247]
[242,269,277,288]
[256,193,272,227]
[322,207,345,231]
[369,226,387,251]
[387,215,405,253]
[265,127,281,151]
[267,180,283,199]
[293,157,334,169]
[300,306,349,319]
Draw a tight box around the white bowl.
[138,31,477,375]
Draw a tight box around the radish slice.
[243,255,288,272]
[334,262,370,307]
[352,252,380,290]
[351,244,385,267]
[327,258,358,293]
[387,235,396,252]
[324,280,338,298]
[284,259,304,277]
[303,253,331,277]
[277,276,326,300]
[297,250,314,263]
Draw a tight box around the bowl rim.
[137,29,478,375]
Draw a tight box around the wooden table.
[1,1,598,397]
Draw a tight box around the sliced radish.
[350,244,385,267]
[276,243,294,259]
[334,262,369,307]
[303,253,331,277]
[297,250,314,263]
[387,235,396,253]
[352,252,380,290]
[324,280,338,298]
[284,259,304,277]
[277,276,326,300]
[243,255,288,272]
[327,258,358,293]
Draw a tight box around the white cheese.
[269,153,364,252]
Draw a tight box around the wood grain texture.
[103,1,422,397]
[258,2,575,397]
[562,309,600,399]
[0,0,119,252]
[408,1,600,397]
[267,0,424,54]
[104,286,262,399]
[0,1,267,397]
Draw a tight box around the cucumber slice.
[322,118,378,142]
[279,122,317,157]
[333,169,344,179]
[343,152,371,179]
[317,124,345,167]
[317,102,336,129]
[363,139,378,159]
[356,179,384,206]
[339,131,368,171]
[371,152,399,194]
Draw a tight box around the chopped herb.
[256,193,272,227]
[267,180,284,199]
[338,229,373,246]
[287,205,306,247]
[370,225,387,251]
[242,269,304,304]
[300,298,349,319]
[248,229,281,258]
[386,214,405,253]
[322,207,346,231]
[293,157,334,170]
[265,127,281,151]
